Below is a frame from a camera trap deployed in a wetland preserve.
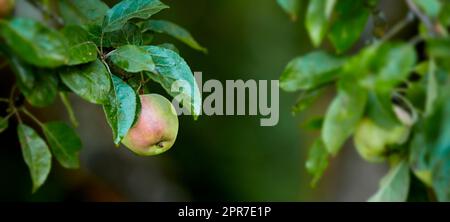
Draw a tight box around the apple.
[0,0,14,18]
[122,94,179,156]
[354,118,410,162]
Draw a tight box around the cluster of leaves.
[277,0,450,201]
[0,0,204,192]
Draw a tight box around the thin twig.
[381,12,415,42]
[25,0,64,26]
[21,108,44,127]
[8,85,23,123]
[409,35,424,45]
[405,0,440,37]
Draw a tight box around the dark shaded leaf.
[0,117,8,133]
[11,58,58,108]
[43,122,82,169]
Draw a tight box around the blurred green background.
[0,0,392,201]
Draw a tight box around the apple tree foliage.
[278,0,450,202]
[0,0,203,192]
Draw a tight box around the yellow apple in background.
[354,118,410,162]
[122,94,179,156]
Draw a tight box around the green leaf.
[144,46,201,117]
[280,51,344,92]
[106,23,144,48]
[409,121,433,187]
[305,0,336,47]
[61,25,98,66]
[11,58,58,107]
[0,18,68,68]
[58,0,110,25]
[157,43,180,54]
[412,0,441,18]
[43,122,82,169]
[103,0,169,32]
[306,139,329,187]
[366,91,400,129]
[303,116,324,131]
[431,92,450,201]
[86,23,144,48]
[439,1,450,26]
[373,43,417,92]
[322,80,367,155]
[328,0,370,53]
[103,75,137,145]
[347,43,416,90]
[277,0,301,21]
[292,88,324,115]
[0,117,8,133]
[427,38,450,59]
[425,60,438,116]
[142,20,207,53]
[369,161,410,202]
[9,56,35,89]
[60,59,111,105]
[17,124,52,193]
[107,45,156,73]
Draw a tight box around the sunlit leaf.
[103,75,137,145]
[322,80,367,155]
[144,46,201,117]
[305,0,336,47]
[103,0,169,32]
[280,51,344,92]
[369,160,410,202]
